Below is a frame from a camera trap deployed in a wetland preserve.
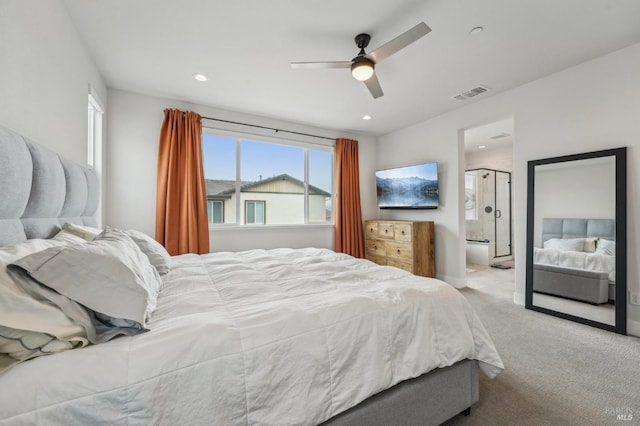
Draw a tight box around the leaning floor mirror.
[525,147,627,334]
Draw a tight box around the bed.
[533,218,616,304]
[0,124,503,425]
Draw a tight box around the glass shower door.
[494,171,511,257]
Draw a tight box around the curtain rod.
[201,116,335,141]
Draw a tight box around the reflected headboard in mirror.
[540,218,614,244]
[0,125,99,246]
[525,147,627,335]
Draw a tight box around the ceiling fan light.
[351,59,374,81]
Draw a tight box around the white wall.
[465,144,514,173]
[107,89,377,252]
[376,127,463,285]
[533,159,615,247]
[376,42,640,334]
[0,0,107,165]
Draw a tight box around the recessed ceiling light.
[362,115,372,121]
[193,73,208,82]
[470,26,484,35]
[478,145,486,149]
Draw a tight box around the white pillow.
[583,237,598,253]
[61,222,103,241]
[52,228,90,245]
[542,238,585,252]
[595,238,615,256]
[0,238,89,371]
[124,229,172,275]
[12,227,162,330]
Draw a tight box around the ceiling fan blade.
[369,22,431,64]
[290,61,351,69]
[364,72,384,99]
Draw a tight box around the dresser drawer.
[366,254,387,266]
[365,239,387,257]
[387,258,413,273]
[386,241,413,263]
[394,223,413,242]
[377,222,395,239]
[365,221,378,239]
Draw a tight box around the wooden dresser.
[364,220,435,278]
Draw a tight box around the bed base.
[533,263,609,304]
[322,359,479,426]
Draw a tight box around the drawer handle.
[384,229,388,233]
[374,245,377,249]
[370,228,374,232]
[401,230,405,235]
[397,249,401,254]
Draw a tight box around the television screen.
[375,162,439,209]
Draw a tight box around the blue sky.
[202,134,333,192]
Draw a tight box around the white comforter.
[0,248,503,425]
[534,247,615,282]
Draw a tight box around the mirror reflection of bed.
[532,218,616,325]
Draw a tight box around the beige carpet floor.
[442,263,640,426]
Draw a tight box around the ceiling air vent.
[490,132,510,139]
[452,85,489,101]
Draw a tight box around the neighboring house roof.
[205,180,234,200]
[206,174,330,198]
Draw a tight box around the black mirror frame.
[525,147,627,335]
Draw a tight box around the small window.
[245,200,265,224]
[87,91,104,169]
[465,173,478,221]
[87,89,105,227]
[207,200,224,224]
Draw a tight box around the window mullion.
[235,138,241,225]
[304,148,309,224]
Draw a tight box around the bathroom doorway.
[463,118,514,272]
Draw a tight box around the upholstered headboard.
[0,125,99,246]
[541,218,615,244]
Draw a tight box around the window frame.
[244,200,266,224]
[207,199,224,225]
[87,91,104,170]
[202,127,335,228]
[87,88,105,227]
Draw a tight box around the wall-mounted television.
[375,162,439,209]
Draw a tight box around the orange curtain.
[334,138,364,258]
[155,109,210,255]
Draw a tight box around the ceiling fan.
[291,22,431,99]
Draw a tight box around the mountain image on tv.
[375,163,439,208]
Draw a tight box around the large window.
[202,130,334,226]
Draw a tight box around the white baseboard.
[513,292,525,306]
[627,318,640,337]
[438,274,466,289]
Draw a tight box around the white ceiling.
[464,118,513,153]
[63,0,640,136]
